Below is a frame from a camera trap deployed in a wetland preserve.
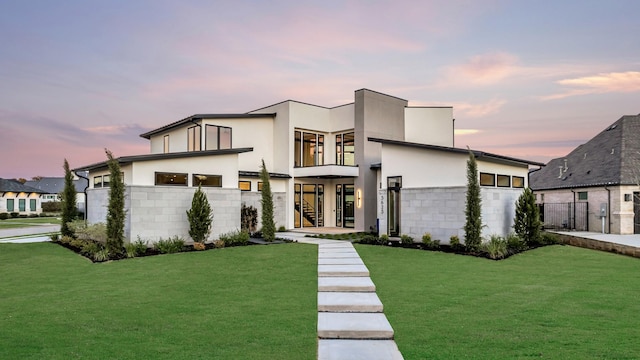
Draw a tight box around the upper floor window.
[497,174,510,187]
[479,172,495,186]
[336,132,355,166]
[512,176,525,188]
[193,174,222,187]
[294,130,324,167]
[163,135,169,153]
[205,125,232,150]
[93,175,110,188]
[238,180,251,191]
[187,126,201,152]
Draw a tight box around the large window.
[336,132,355,166]
[155,172,188,186]
[187,126,201,152]
[294,130,324,167]
[193,174,222,187]
[480,173,495,186]
[163,135,169,153]
[205,125,232,150]
[6,199,14,212]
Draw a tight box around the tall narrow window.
[206,125,219,150]
[188,126,201,151]
[343,132,355,166]
[303,133,316,166]
[219,126,232,149]
[317,135,324,165]
[294,131,301,167]
[336,134,343,165]
[30,199,37,211]
[163,135,169,153]
[18,199,26,212]
[7,199,14,212]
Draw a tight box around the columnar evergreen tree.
[105,149,125,254]
[60,158,77,237]
[259,159,276,242]
[187,185,213,244]
[464,149,482,251]
[514,187,541,246]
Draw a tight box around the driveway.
[0,224,60,243]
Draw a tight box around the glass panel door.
[336,185,342,227]
[343,185,354,228]
[294,184,301,228]
[387,177,402,236]
[302,184,316,227]
[317,184,324,227]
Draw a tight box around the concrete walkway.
[280,232,403,360]
[0,224,60,243]
[553,231,640,248]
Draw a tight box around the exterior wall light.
[357,189,362,208]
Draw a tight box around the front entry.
[336,184,355,228]
[294,184,324,228]
[387,176,402,236]
[634,192,640,234]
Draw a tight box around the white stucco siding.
[330,103,355,132]
[149,126,189,154]
[290,102,332,132]
[129,155,239,187]
[381,145,468,188]
[404,107,454,147]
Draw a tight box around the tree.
[259,159,276,242]
[60,159,77,237]
[186,185,213,244]
[514,187,541,246]
[464,149,482,251]
[105,149,125,254]
[15,178,27,184]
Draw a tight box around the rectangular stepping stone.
[318,257,364,265]
[318,264,369,277]
[320,244,354,248]
[318,312,394,339]
[318,277,376,292]
[318,252,362,258]
[319,248,359,253]
[318,292,383,312]
[318,340,404,360]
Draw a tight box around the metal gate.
[538,202,589,231]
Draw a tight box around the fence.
[537,202,589,231]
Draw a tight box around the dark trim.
[367,137,545,167]
[238,170,291,179]
[532,182,619,191]
[139,113,275,139]
[74,148,254,172]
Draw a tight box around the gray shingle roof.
[0,178,45,193]
[24,177,89,194]
[530,114,640,190]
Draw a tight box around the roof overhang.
[293,165,359,179]
[139,113,276,139]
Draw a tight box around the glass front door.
[387,177,402,236]
[343,185,354,228]
[295,183,324,228]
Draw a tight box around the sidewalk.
[0,224,60,243]
[279,232,403,360]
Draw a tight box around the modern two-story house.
[76,89,542,243]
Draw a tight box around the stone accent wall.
[557,233,640,258]
[397,186,522,244]
[240,191,287,230]
[88,186,241,243]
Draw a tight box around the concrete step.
[318,340,404,360]
[318,264,369,277]
[318,292,383,312]
[319,247,358,253]
[318,277,376,292]
[318,252,362,259]
[318,312,395,339]
[319,243,354,248]
[318,257,364,265]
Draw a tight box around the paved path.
[0,224,60,243]
[279,232,403,360]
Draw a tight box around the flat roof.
[139,114,275,139]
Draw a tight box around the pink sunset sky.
[1,0,639,179]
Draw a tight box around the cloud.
[410,98,506,118]
[541,71,640,100]
[454,129,481,136]
[442,52,519,86]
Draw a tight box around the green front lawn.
[357,244,640,359]
[0,216,61,229]
[0,242,317,359]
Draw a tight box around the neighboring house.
[24,175,89,213]
[76,88,541,243]
[530,114,640,235]
[0,178,44,215]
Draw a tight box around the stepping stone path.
[316,241,403,360]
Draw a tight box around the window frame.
[93,176,103,188]
[155,172,188,186]
[577,191,588,201]
[30,199,37,211]
[187,125,201,152]
[7,199,14,212]
[238,180,251,191]
[192,174,222,187]
[205,124,232,150]
[497,174,511,188]
[18,199,26,212]
[512,176,525,188]
[294,130,325,167]
[479,172,496,187]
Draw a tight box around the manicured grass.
[0,242,317,359]
[0,216,61,229]
[356,244,640,359]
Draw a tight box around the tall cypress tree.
[259,159,276,242]
[187,185,213,244]
[464,150,482,251]
[514,187,541,246]
[105,149,125,254]
[60,158,77,237]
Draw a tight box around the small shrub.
[213,239,225,248]
[154,236,185,254]
[68,221,108,244]
[358,234,381,245]
[219,230,250,247]
[380,234,389,244]
[124,243,138,258]
[42,201,62,212]
[132,237,148,255]
[19,214,27,218]
[10,212,18,218]
[484,235,508,260]
[69,238,87,249]
[49,233,60,242]
[29,213,39,218]
[400,234,414,245]
[193,242,206,251]
[449,235,465,252]
[431,239,441,249]
[506,233,526,252]
[59,235,73,245]
[541,232,560,245]
[0,213,8,220]
[82,241,101,256]
[277,225,286,232]
[93,249,110,262]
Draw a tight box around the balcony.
[293,165,359,179]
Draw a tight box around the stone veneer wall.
[398,186,523,243]
[87,186,241,243]
[240,191,287,230]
